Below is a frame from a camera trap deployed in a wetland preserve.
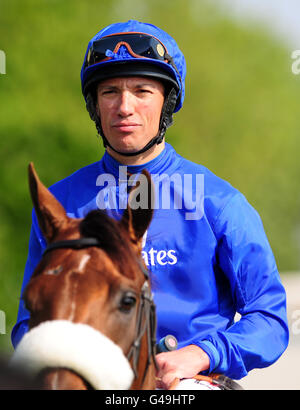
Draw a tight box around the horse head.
[12,163,156,390]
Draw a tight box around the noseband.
[43,237,158,387]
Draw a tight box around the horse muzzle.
[10,320,134,390]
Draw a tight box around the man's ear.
[120,170,154,250]
[28,162,69,243]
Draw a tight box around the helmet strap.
[86,87,177,158]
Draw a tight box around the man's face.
[96,76,165,155]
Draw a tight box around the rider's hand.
[155,344,210,389]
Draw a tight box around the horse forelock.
[79,210,139,280]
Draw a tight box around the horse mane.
[79,210,138,279]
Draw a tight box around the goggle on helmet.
[81,21,186,113]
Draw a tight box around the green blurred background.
[1,0,300,354]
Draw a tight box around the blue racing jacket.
[11,143,289,379]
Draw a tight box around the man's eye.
[102,90,115,95]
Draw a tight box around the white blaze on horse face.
[45,255,90,276]
[77,254,91,273]
[68,281,79,322]
[68,255,91,321]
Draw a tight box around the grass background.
[1,0,300,353]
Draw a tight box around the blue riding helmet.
[81,20,186,113]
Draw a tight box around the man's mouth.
[112,123,141,132]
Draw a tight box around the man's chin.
[106,144,141,156]
[106,137,147,155]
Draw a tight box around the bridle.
[43,237,158,387]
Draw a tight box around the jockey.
[12,20,289,389]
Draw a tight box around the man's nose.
[117,91,135,117]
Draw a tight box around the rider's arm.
[193,193,289,379]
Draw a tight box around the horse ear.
[120,170,154,249]
[28,162,69,243]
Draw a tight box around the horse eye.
[119,293,136,313]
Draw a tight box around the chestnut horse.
[11,163,157,390]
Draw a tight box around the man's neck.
[106,141,165,166]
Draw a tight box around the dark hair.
[85,91,103,138]
[79,209,138,279]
